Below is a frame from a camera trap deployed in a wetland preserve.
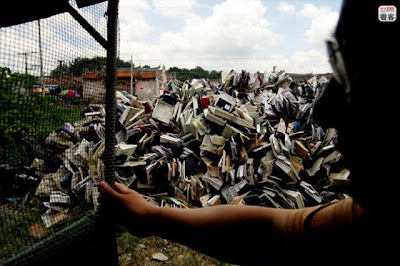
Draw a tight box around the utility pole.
[130,55,133,95]
[17,51,37,75]
[58,60,64,90]
[38,19,44,93]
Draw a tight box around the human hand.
[98,181,158,236]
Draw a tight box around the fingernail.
[99,181,108,191]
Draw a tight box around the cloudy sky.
[119,0,342,73]
[0,0,341,76]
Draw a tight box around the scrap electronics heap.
[28,70,348,227]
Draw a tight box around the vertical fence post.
[104,1,118,185]
[100,0,119,265]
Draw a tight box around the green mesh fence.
[0,1,118,264]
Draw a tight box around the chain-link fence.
[0,1,118,264]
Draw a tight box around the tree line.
[50,57,221,80]
[167,66,221,81]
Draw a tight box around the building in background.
[82,65,167,103]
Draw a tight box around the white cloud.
[118,0,339,73]
[179,0,282,52]
[119,0,153,42]
[278,2,295,13]
[301,3,339,47]
[257,3,339,74]
[262,48,331,74]
[152,0,195,17]
[121,0,284,72]
[265,2,339,74]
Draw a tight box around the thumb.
[98,181,122,199]
[114,182,132,194]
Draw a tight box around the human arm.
[98,181,322,264]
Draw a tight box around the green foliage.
[0,67,81,165]
[50,56,131,77]
[117,58,132,68]
[48,56,221,82]
[0,66,35,90]
[167,66,221,81]
[0,205,43,259]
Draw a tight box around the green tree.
[50,56,131,77]
[117,58,131,68]
[209,70,220,80]
[0,66,35,90]
[166,66,221,81]
[190,66,208,79]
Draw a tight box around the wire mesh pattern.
[0,1,111,262]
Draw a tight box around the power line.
[17,51,37,74]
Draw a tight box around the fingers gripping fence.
[0,1,119,265]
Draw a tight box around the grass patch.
[0,197,94,262]
[117,231,236,266]
[0,92,83,165]
[0,204,43,259]
[1,67,83,165]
